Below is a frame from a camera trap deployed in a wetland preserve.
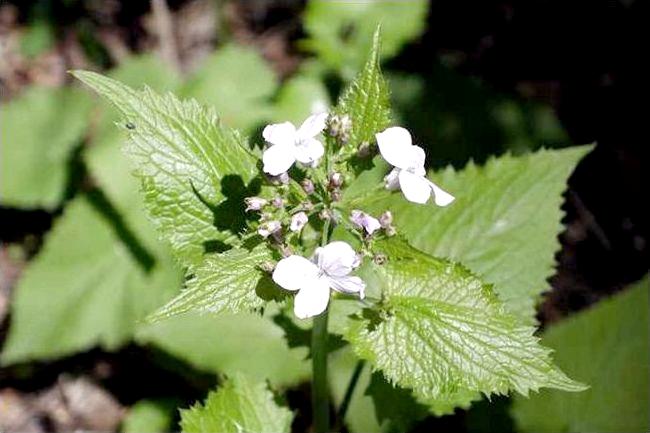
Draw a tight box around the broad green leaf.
[84,55,181,250]
[182,45,277,134]
[0,86,91,209]
[136,311,309,388]
[180,374,293,433]
[271,72,330,125]
[352,146,592,322]
[122,399,178,433]
[512,278,649,433]
[345,239,585,408]
[334,28,391,151]
[1,196,181,364]
[73,71,260,267]
[303,0,428,78]
[147,244,277,321]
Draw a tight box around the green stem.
[312,310,329,433]
[312,218,331,433]
[337,360,365,426]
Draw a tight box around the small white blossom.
[350,210,381,235]
[290,212,309,232]
[272,241,365,319]
[244,197,267,212]
[376,127,455,206]
[262,113,328,176]
[379,211,393,228]
[258,220,281,238]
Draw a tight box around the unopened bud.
[331,190,342,202]
[290,212,309,232]
[245,197,267,212]
[373,254,387,265]
[302,201,314,211]
[357,141,372,158]
[379,211,393,228]
[271,197,284,208]
[385,225,397,237]
[267,172,290,185]
[258,220,281,238]
[259,261,276,273]
[301,178,315,194]
[319,209,332,221]
[328,172,344,189]
[327,114,352,144]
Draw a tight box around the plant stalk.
[312,217,331,433]
[312,310,329,433]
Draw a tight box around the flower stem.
[312,217,331,433]
[312,310,329,433]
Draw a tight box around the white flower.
[376,127,455,206]
[290,212,309,232]
[244,197,267,212]
[350,210,381,235]
[262,113,328,176]
[272,241,366,319]
[258,220,281,238]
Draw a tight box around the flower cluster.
[247,112,454,319]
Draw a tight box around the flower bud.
[385,225,397,237]
[244,197,267,212]
[373,254,387,265]
[290,212,309,232]
[319,209,332,221]
[259,261,276,273]
[350,210,381,235]
[327,114,352,144]
[258,220,281,238]
[357,141,372,158]
[271,197,284,208]
[301,178,315,194]
[331,190,342,202]
[379,211,393,228]
[328,172,344,189]
[302,201,314,211]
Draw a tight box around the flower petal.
[428,180,455,207]
[376,127,413,170]
[290,212,309,232]
[294,138,325,165]
[263,144,296,176]
[272,255,320,292]
[409,145,427,172]
[297,113,328,138]
[329,275,366,299]
[384,168,400,190]
[262,122,296,146]
[315,241,358,277]
[294,276,330,319]
[398,170,432,204]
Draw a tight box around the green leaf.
[303,0,428,78]
[73,71,260,267]
[1,196,181,364]
[136,311,309,388]
[352,146,592,322]
[182,45,277,134]
[84,55,182,250]
[180,374,294,433]
[334,28,391,151]
[345,238,585,408]
[147,244,277,321]
[0,86,91,209]
[122,399,178,433]
[512,278,649,433]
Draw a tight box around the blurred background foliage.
[0,0,647,432]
